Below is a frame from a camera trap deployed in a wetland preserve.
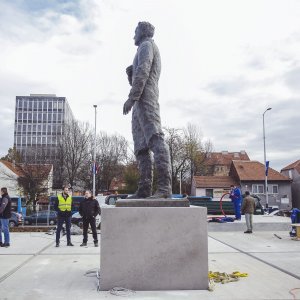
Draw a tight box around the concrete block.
[100,206,208,291]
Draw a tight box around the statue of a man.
[123,21,172,198]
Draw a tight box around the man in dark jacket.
[79,190,100,247]
[54,186,74,247]
[0,187,12,247]
[241,191,256,233]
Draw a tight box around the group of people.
[230,185,256,233]
[54,186,101,247]
[0,185,101,248]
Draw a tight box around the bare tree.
[95,132,129,191]
[57,120,92,189]
[183,123,213,191]
[164,124,213,194]
[164,127,189,193]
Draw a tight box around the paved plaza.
[0,215,299,300]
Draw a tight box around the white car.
[71,212,101,228]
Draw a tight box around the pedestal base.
[100,206,208,291]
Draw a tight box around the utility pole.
[263,107,272,208]
[93,105,97,198]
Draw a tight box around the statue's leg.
[148,134,172,198]
[127,149,153,199]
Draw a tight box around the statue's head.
[134,21,155,46]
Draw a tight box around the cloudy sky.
[1,0,299,171]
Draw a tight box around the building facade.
[14,94,74,161]
[281,160,300,208]
[192,160,292,209]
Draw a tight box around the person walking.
[0,187,12,247]
[242,191,256,233]
[79,190,100,247]
[54,186,74,247]
[229,185,242,220]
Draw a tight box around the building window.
[205,189,213,197]
[271,185,278,194]
[252,184,264,194]
[18,113,22,120]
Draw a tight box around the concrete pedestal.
[100,206,208,291]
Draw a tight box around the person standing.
[79,190,101,247]
[0,187,12,247]
[242,191,256,233]
[229,185,242,220]
[54,186,74,247]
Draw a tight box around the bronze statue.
[123,22,172,198]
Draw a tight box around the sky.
[0,0,299,171]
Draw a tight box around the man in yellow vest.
[54,186,74,247]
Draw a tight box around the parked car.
[24,210,57,225]
[105,194,129,205]
[9,212,23,227]
[71,212,101,229]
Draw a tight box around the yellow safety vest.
[57,194,72,212]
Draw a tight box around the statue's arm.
[128,41,153,102]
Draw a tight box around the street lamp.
[263,107,272,208]
[93,105,97,198]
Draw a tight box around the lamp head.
[93,105,97,108]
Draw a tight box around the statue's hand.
[126,65,133,86]
[126,65,133,76]
[123,99,135,115]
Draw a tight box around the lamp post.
[263,107,272,208]
[93,105,97,198]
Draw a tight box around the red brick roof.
[0,160,52,178]
[281,160,300,173]
[205,151,250,166]
[232,161,290,181]
[0,160,23,176]
[193,176,238,188]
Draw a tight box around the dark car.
[105,194,128,205]
[9,212,23,227]
[24,210,57,225]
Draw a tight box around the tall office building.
[14,94,74,163]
